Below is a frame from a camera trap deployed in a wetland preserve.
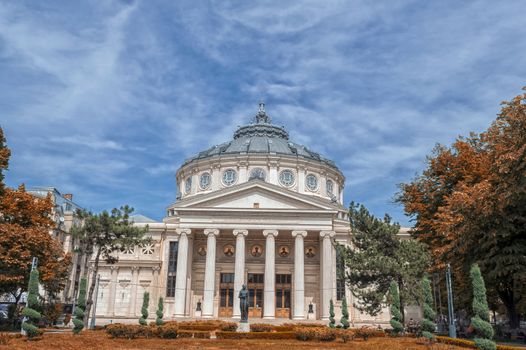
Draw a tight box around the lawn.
[1,330,464,350]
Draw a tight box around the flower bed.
[216,331,296,340]
[249,323,273,332]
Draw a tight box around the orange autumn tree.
[397,88,526,328]
[0,127,71,303]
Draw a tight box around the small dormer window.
[185,177,192,193]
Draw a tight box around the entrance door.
[275,274,291,318]
[219,273,234,317]
[247,273,264,318]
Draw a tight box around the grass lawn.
[1,330,466,350]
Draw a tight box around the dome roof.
[182,102,338,169]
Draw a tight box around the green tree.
[71,207,148,325]
[329,299,336,328]
[470,265,496,350]
[340,297,350,329]
[156,297,164,326]
[139,292,149,325]
[21,268,41,339]
[421,276,436,340]
[389,281,404,335]
[341,202,430,319]
[73,278,86,334]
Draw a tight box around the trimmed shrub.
[389,281,404,336]
[22,268,42,340]
[106,324,142,339]
[193,331,212,339]
[421,276,436,340]
[470,264,496,350]
[216,331,296,340]
[139,292,149,326]
[354,326,385,340]
[73,278,87,334]
[340,297,350,329]
[177,330,194,338]
[220,322,238,331]
[436,336,524,350]
[315,328,337,341]
[155,297,164,326]
[328,299,336,328]
[178,324,218,331]
[274,325,294,332]
[156,324,178,339]
[250,323,273,332]
[295,327,318,341]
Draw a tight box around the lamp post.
[446,264,456,338]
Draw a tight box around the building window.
[306,174,318,191]
[199,172,211,190]
[185,177,192,193]
[336,246,346,300]
[220,273,235,284]
[279,169,295,187]
[166,241,179,297]
[222,169,237,186]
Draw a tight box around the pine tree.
[421,276,436,340]
[139,292,149,325]
[328,299,336,328]
[156,297,164,326]
[470,265,496,350]
[340,297,350,329]
[389,281,404,335]
[22,268,41,339]
[342,202,430,318]
[73,278,86,334]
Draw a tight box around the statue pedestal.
[237,322,250,333]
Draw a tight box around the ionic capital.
[204,228,220,237]
[176,228,191,236]
[233,229,248,237]
[263,229,278,238]
[292,230,307,238]
[320,230,335,239]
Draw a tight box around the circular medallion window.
[223,244,235,257]
[185,177,192,193]
[326,179,334,195]
[197,245,207,256]
[249,167,266,181]
[250,244,263,257]
[306,174,318,191]
[305,246,317,258]
[199,172,211,190]
[222,169,237,186]
[279,169,295,187]
[278,245,290,257]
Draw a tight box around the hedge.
[436,336,525,350]
[216,331,296,340]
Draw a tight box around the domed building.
[92,103,392,324]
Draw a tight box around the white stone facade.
[90,105,393,324]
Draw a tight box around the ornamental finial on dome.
[255,100,271,124]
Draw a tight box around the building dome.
[182,102,337,169]
[176,102,345,204]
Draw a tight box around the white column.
[263,229,278,319]
[107,266,118,316]
[320,230,335,320]
[232,229,248,319]
[129,266,139,317]
[202,229,219,318]
[151,266,161,315]
[174,228,191,317]
[292,230,307,319]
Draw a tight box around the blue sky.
[1,0,525,226]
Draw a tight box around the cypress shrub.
[22,268,42,339]
[340,297,350,329]
[328,299,336,328]
[421,276,436,340]
[470,264,496,350]
[139,292,149,326]
[155,297,164,326]
[389,281,404,335]
[73,278,87,334]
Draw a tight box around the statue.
[239,284,249,322]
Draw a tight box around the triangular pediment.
[172,180,337,211]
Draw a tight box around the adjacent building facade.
[91,103,393,324]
